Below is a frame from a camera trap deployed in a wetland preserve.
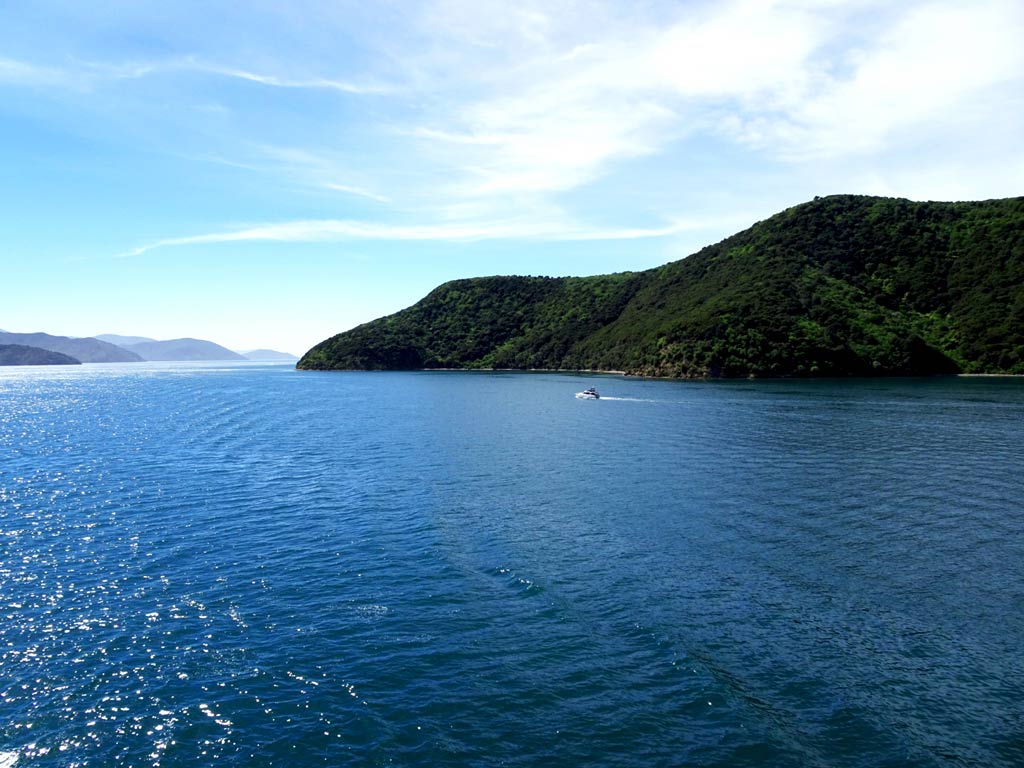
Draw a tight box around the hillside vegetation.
[298,195,1024,377]
[0,344,81,366]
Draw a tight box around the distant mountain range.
[0,330,295,363]
[0,343,82,366]
[116,338,248,361]
[95,334,157,347]
[0,332,143,363]
[299,194,1024,377]
[96,334,295,361]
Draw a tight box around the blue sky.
[2,0,1022,355]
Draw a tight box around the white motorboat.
[575,387,600,400]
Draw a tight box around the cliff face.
[299,195,1024,377]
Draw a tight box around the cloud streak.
[321,183,391,203]
[182,61,391,95]
[117,217,699,258]
[0,55,73,87]
[0,53,390,95]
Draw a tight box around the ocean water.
[1,363,1023,767]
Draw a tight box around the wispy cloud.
[321,183,391,203]
[117,216,698,258]
[250,145,393,203]
[0,55,72,86]
[4,53,390,95]
[181,61,391,95]
[189,145,392,204]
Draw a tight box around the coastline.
[298,365,1024,380]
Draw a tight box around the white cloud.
[407,0,827,196]
[410,0,1024,195]
[733,0,1024,158]
[647,0,823,99]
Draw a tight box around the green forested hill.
[298,195,1024,377]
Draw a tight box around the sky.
[1,0,1022,355]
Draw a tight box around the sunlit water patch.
[1,364,1023,766]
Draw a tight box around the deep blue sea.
[1,363,1023,767]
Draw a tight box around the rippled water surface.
[1,363,1023,767]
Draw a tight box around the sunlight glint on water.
[1,363,1023,767]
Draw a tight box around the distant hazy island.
[95,335,296,362]
[242,349,300,362]
[298,195,1024,377]
[115,337,247,362]
[0,331,295,363]
[0,344,81,366]
[0,332,143,363]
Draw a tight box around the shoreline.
[297,365,1024,380]
[955,373,1024,378]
